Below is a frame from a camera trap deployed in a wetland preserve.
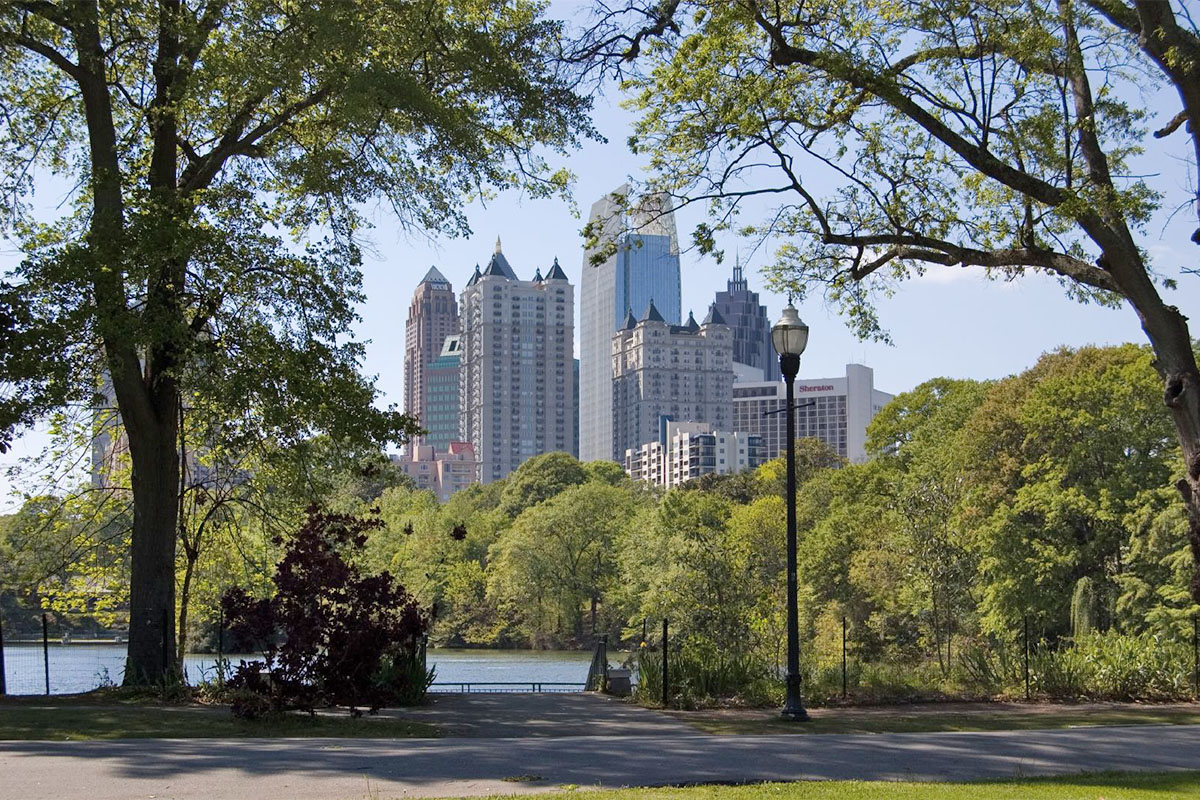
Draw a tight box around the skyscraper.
[611,301,733,463]
[459,240,575,483]
[404,267,459,443]
[713,259,780,382]
[423,334,462,451]
[580,186,682,463]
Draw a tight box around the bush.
[960,631,1195,701]
[222,507,433,713]
[633,641,779,708]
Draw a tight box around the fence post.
[0,611,6,696]
[217,608,225,687]
[42,612,50,696]
[600,634,608,691]
[841,616,848,699]
[1023,615,1030,701]
[661,618,669,709]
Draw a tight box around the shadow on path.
[4,695,1200,800]
[377,692,695,738]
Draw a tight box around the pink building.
[394,441,480,501]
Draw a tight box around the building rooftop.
[702,303,727,326]
[642,299,666,323]
[420,265,450,287]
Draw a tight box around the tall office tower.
[404,267,459,442]
[422,334,462,451]
[713,259,780,382]
[731,364,894,463]
[580,186,682,463]
[611,302,733,462]
[572,358,580,458]
[459,241,575,483]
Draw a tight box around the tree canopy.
[576,0,1200,605]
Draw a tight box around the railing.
[428,681,586,693]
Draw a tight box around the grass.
[0,690,437,740]
[470,772,1200,799]
[666,702,1200,735]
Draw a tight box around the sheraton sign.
[797,384,836,393]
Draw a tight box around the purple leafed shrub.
[221,506,433,714]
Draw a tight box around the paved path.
[376,692,698,738]
[4,724,1200,799]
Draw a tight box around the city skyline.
[2,63,1194,502]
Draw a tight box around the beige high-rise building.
[459,240,575,483]
[624,421,766,488]
[404,267,459,442]
[611,302,733,462]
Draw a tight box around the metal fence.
[1,611,132,695]
[0,608,232,696]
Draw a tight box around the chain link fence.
[0,607,229,695]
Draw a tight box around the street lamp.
[771,300,809,721]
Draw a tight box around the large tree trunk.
[1118,279,1200,606]
[1148,327,1200,607]
[1057,3,1200,610]
[122,397,181,685]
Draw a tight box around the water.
[0,644,594,696]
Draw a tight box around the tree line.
[4,344,1194,695]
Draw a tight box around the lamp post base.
[780,675,809,721]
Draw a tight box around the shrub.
[633,641,779,708]
[222,506,433,712]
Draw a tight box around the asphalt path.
[3,724,1200,799]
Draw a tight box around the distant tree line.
[2,344,1196,702]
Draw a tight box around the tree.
[498,451,590,517]
[0,0,592,682]
[576,0,1200,604]
[221,507,431,711]
[489,482,640,645]
[961,345,1178,636]
[754,436,846,499]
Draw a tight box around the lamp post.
[772,301,809,721]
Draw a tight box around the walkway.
[3,694,1200,799]
[375,691,697,738]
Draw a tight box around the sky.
[2,5,1198,509]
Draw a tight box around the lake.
[0,644,599,696]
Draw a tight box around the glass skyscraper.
[580,186,682,462]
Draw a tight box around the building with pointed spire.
[459,245,575,483]
[712,258,779,382]
[404,266,459,445]
[611,300,733,463]
[580,186,683,463]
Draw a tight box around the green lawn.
[668,703,1200,735]
[0,693,437,740]
[480,772,1200,799]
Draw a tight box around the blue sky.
[2,6,1197,508]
